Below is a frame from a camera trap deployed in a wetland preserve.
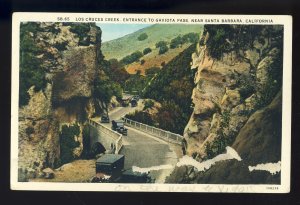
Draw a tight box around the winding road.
[95,100,181,183]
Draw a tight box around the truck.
[111,120,128,136]
[93,154,125,182]
[92,154,153,183]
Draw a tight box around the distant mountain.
[101,24,203,61]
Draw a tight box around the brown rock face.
[52,46,98,103]
[183,25,283,160]
[232,91,282,165]
[167,25,283,184]
[18,22,103,181]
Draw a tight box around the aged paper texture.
[11,13,292,192]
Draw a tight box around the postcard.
[11,13,292,192]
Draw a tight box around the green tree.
[155,101,184,134]
[182,32,199,44]
[19,22,47,106]
[125,111,154,126]
[155,41,167,48]
[102,59,130,86]
[170,36,183,49]
[143,100,154,110]
[59,123,80,164]
[143,47,152,55]
[137,33,148,41]
[93,76,123,103]
[121,51,143,65]
[159,44,169,55]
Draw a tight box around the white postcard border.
[11,12,292,193]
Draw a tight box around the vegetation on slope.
[59,123,80,165]
[126,44,196,134]
[19,22,47,106]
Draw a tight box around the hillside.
[125,43,191,75]
[126,44,196,135]
[101,24,203,61]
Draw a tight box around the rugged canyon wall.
[18,22,103,180]
[167,25,283,184]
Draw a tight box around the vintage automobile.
[116,169,153,183]
[133,95,140,101]
[131,99,137,107]
[100,113,110,123]
[92,154,125,182]
[91,154,153,183]
[111,120,128,135]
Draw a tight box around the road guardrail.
[121,117,183,145]
[88,119,123,154]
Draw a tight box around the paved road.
[96,101,179,183]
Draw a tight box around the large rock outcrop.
[167,25,283,184]
[18,22,104,181]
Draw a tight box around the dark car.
[100,114,110,123]
[131,99,137,107]
[133,95,140,101]
[116,169,153,183]
[111,120,128,135]
[121,100,129,107]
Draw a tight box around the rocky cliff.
[18,22,104,181]
[167,25,283,184]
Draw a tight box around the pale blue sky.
[97,24,152,42]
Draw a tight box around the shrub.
[101,59,130,86]
[170,36,183,49]
[155,101,185,135]
[121,51,143,65]
[54,41,68,50]
[255,52,282,109]
[93,76,123,104]
[143,47,152,55]
[145,67,160,76]
[155,41,167,48]
[140,59,145,65]
[220,110,230,129]
[19,22,47,106]
[25,126,34,136]
[143,100,154,110]
[59,123,81,164]
[204,109,236,159]
[125,111,154,126]
[81,124,90,159]
[68,23,91,46]
[237,75,256,100]
[204,130,236,160]
[182,32,199,44]
[124,74,147,94]
[159,44,169,55]
[137,33,148,41]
